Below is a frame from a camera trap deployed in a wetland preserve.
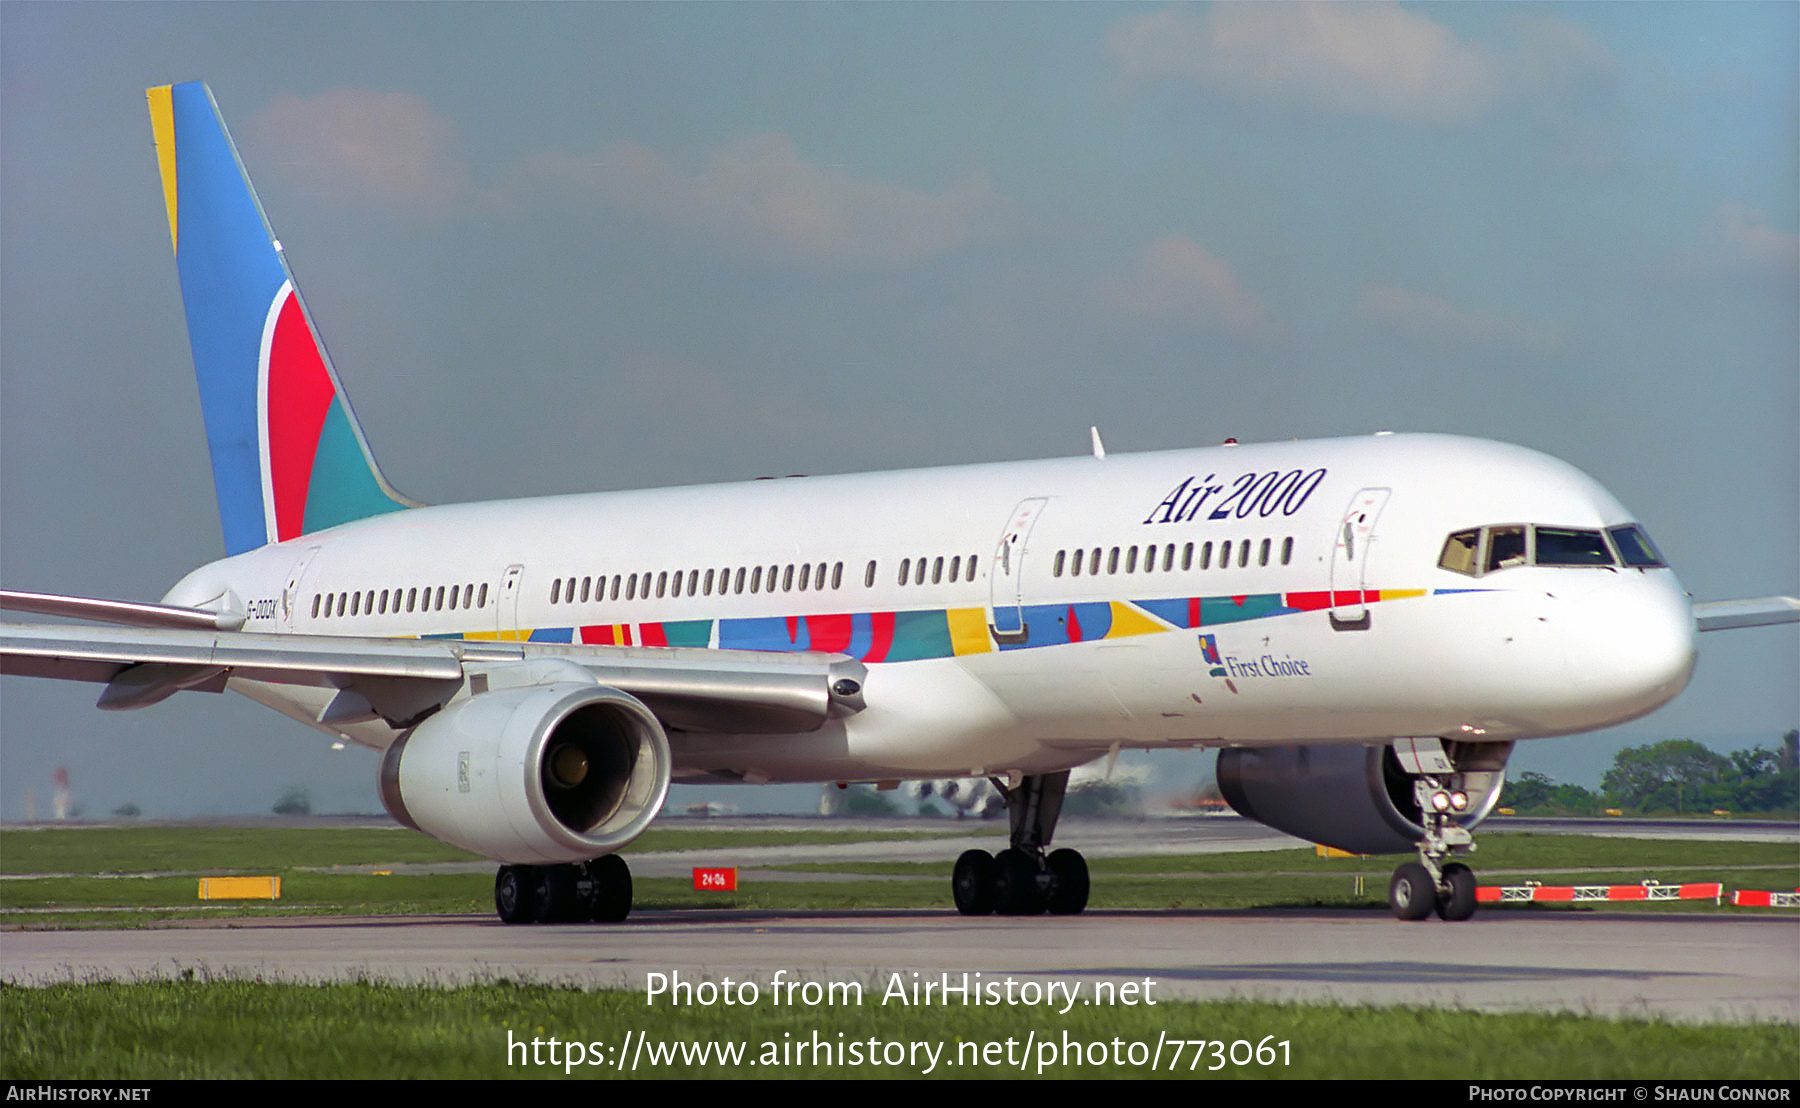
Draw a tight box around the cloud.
[1357,284,1565,356]
[1665,202,1800,287]
[526,133,1015,268]
[245,92,1013,269]
[1106,4,1613,126]
[1100,235,1268,336]
[248,90,478,218]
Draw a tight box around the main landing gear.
[951,770,1089,916]
[494,854,632,924]
[1388,773,1480,922]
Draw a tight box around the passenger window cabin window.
[1053,550,1066,577]
[865,561,877,588]
[1107,547,1120,574]
[1238,540,1250,568]
[1199,542,1212,570]
[798,564,811,591]
[1281,537,1293,565]
[897,559,910,586]
[966,555,977,582]
[1070,550,1082,577]
[750,566,763,594]
[734,567,746,594]
[351,592,361,617]
[1258,539,1271,567]
[657,571,668,599]
[833,562,844,590]
[931,557,943,585]
[914,559,927,586]
[551,579,561,604]
[783,565,795,592]
[311,595,321,619]
[1182,543,1194,571]
[1125,546,1138,574]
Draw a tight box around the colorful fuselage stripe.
[434,588,1434,662]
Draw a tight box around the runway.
[6,908,1794,1024]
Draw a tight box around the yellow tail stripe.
[145,85,179,254]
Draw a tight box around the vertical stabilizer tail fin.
[147,81,415,557]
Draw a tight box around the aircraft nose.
[1559,574,1697,726]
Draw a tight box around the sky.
[1,2,1795,820]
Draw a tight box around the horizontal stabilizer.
[1692,595,1800,632]
[0,589,243,631]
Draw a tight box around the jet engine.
[1216,742,1507,855]
[379,677,671,865]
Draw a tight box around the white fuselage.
[163,433,1698,784]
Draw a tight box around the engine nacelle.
[1216,743,1506,855]
[379,680,671,865]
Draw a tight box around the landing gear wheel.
[1046,848,1089,915]
[992,848,1044,916]
[1389,861,1435,921]
[533,864,580,923]
[495,864,539,925]
[588,854,633,923]
[1434,862,1477,922]
[953,849,996,916]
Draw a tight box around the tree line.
[1502,731,1798,816]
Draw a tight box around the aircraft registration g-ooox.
[4,82,1796,924]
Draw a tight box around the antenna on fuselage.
[1090,426,1106,459]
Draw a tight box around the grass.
[2,979,1792,1079]
[1,829,1792,924]
[0,824,965,876]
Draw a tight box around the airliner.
[4,82,1794,925]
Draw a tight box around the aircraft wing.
[0,599,865,735]
[1692,595,1800,632]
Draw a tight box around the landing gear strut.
[951,771,1088,917]
[495,854,633,925]
[1388,773,1480,922]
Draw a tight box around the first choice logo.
[1143,468,1327,525]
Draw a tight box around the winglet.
[147,82,416,558]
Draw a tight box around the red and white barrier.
[1730,889,1800,908]
[1475,881,1722,904]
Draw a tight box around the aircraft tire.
[1046,848,1089,915]
[1388,862,1436,921]
[1434,862,1477,922]
[533,864,581,923]
[588,854,633,923]
[952,849,995,916]
[992,848,1044,916]
[495,865,539,925]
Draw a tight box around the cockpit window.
[1534,528,1613,567]
[1440,522,1665,577]
[1607,525,1667,568]
[1438,530,1480,575]
[1484,526,1528,573]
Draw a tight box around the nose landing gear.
[1389,774,1480,921]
